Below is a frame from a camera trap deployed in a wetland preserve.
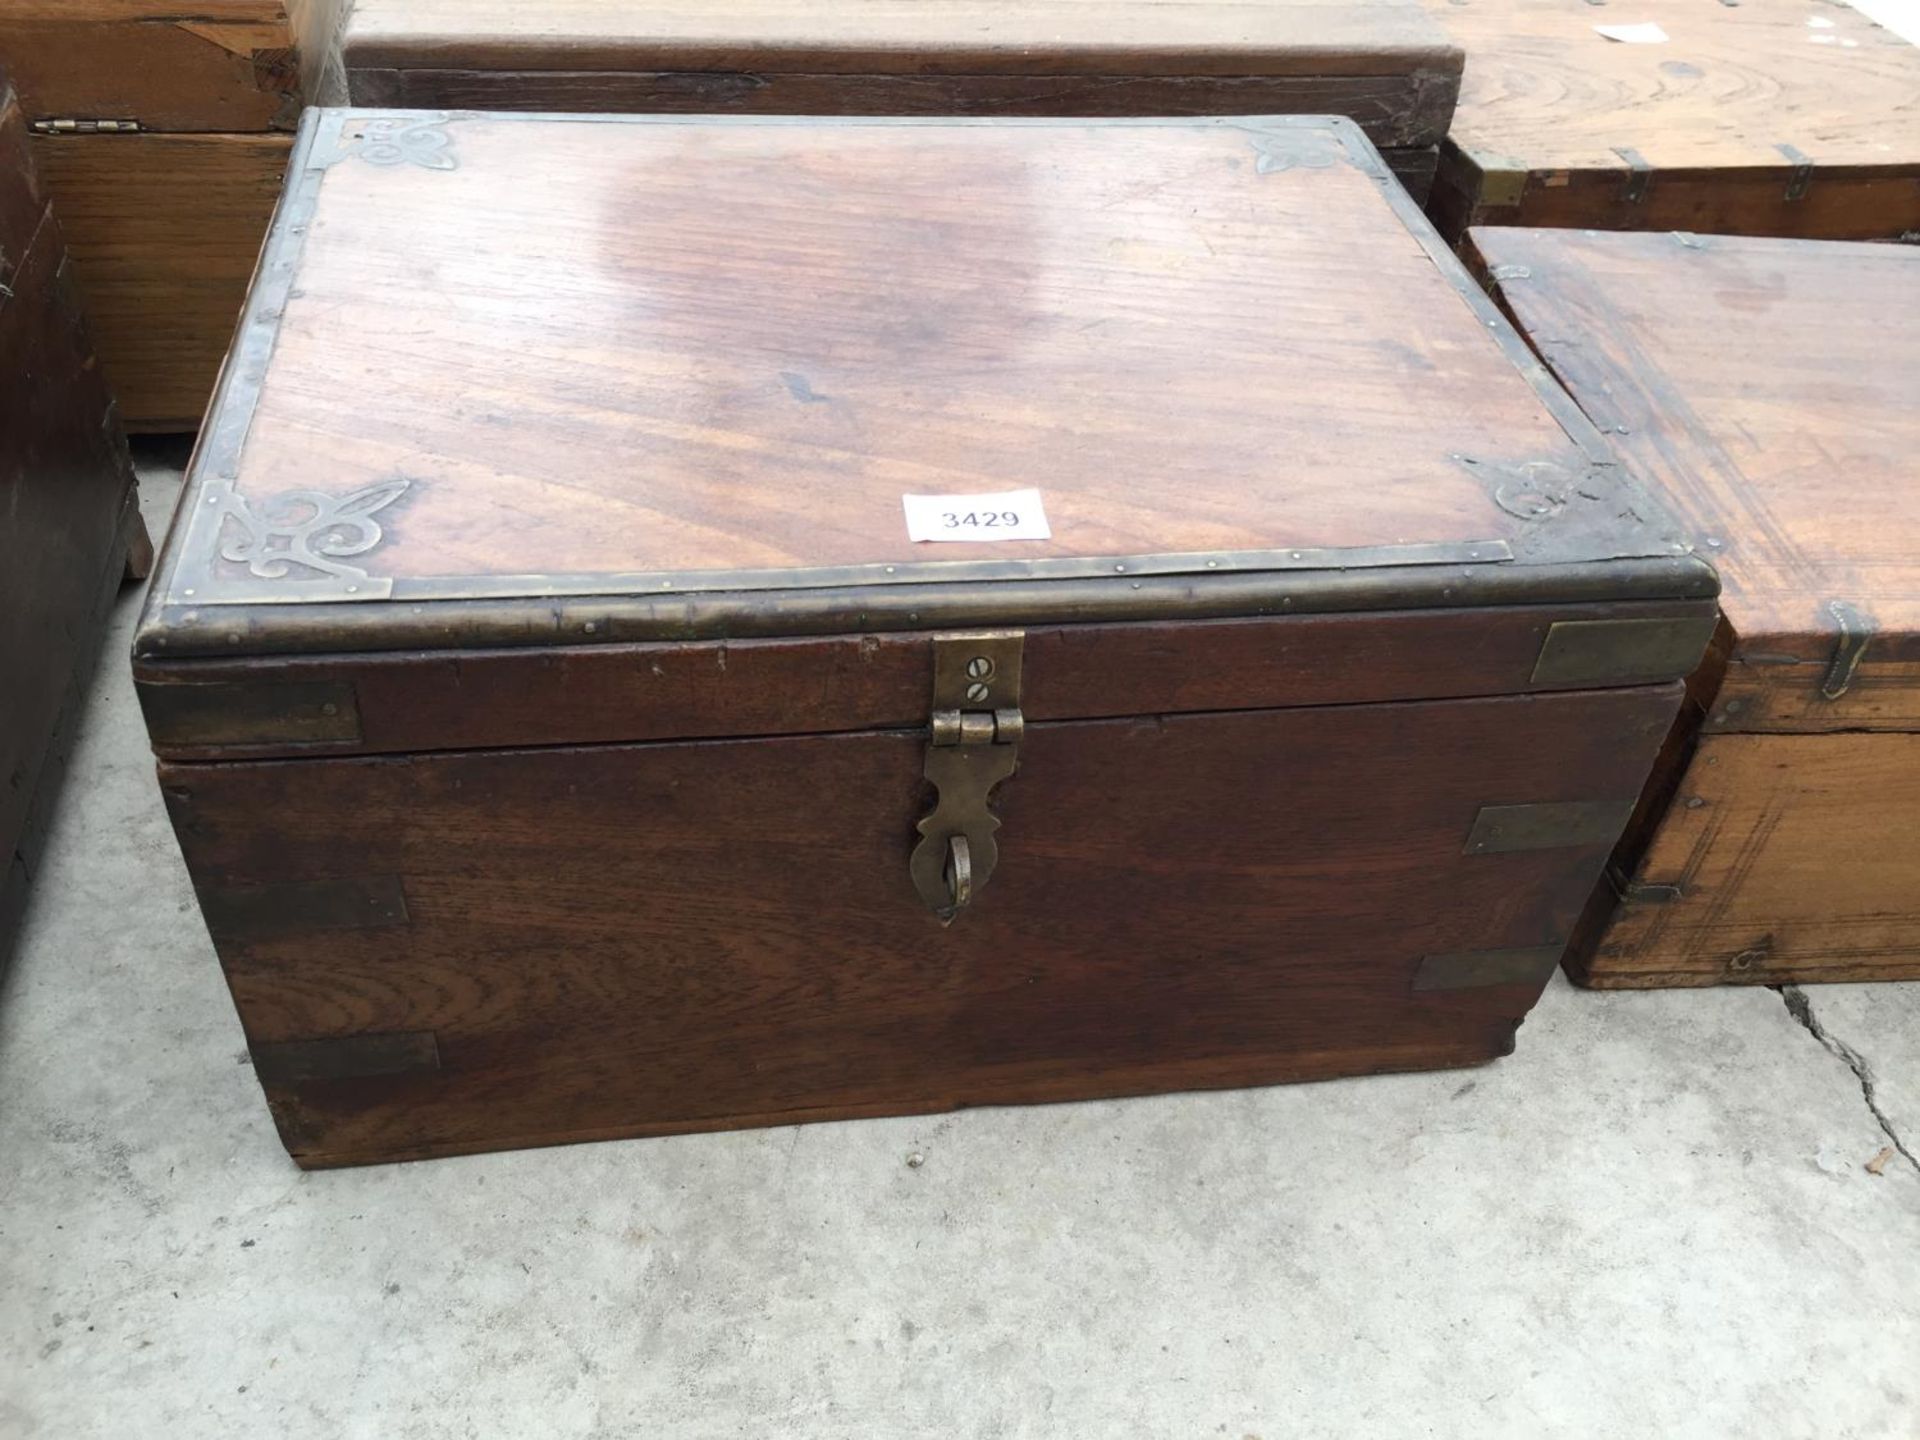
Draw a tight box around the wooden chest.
[1423,0,1920,243]
[137,110,1717,1167]
[0,1,347,429]
[1474,227,1920,987]
[1,75,148,962]
[328,0,1461,201]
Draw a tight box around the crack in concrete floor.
[1778,985,1920,1179]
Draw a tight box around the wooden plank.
[342,0,1457,78]
[31,130,290,430]
[0,15,298,132]
[1424,0,1920,240]
[162,683,1679,1166]
[348,68,1456,148]
[1570,733,1920,987]
[135,599,1716,760]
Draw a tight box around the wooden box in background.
[330,0,1461,201]
[136,111,1715,1167]
[1475,227,1920,987]
[1,76,147,963]
[1424,0,1920,242]
[0,1,347,430]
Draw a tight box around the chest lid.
[137,110,1710,663]
[1475,226,1920,732]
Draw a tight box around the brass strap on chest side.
[910,631,1024,922]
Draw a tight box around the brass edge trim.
[199,875,409,941]
[172,537,1517,608]
[134,106,345,642]
[251,1030,440,1087]
[134,557,1720,659]
[1413,945,1564,991]
[1372,170,1617,470]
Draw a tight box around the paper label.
[901,489,1052,543]
[1593,21,1670,41]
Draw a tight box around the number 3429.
[941,511,1022,529]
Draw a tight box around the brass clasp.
[910,632,1024,922]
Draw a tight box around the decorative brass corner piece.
[910,632,1025,923]
[1249,129,1346,175]
[218,478,409,583]
[1451,453,1580,522]
[353,116,456,171]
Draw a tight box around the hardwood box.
[329,0,1461,201]
[1,1,346,429]
[1473,227,1920,987]
[1423,0,1920,243]
[137,110,1716,1168]
[1,76,148,963]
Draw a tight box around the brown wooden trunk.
[138,112,1716,1164]
[1475,227,1920,987]
[1422,0,1920,242]
[0,2,333,428]
[0,77,146,962]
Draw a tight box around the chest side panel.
[1477,227,1920,731]
[0,86,142,859]
[341,0,1454,76]
[161,683,1679,1166]
[1425,0,1920,240]
[33,131,292,430]
[1577,732,1920,987]
[0,2,300,132]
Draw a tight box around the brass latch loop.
[910,631,1024,923]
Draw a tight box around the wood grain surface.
[1474,227,1920,728]
[0,83,143,958]
[1570,733,1920,987]
[342,0,1454,76]
[335,1,1458,163]
[33,131,290,429]
[1423,0,1920,239]
[148,110,1702,634]
[137,600,1716,761]
[0,7,299,132]
[163,683,1680,1166]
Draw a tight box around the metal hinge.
[30,119,143,136]
[909,631,1024,922]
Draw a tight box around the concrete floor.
[2,451,1917,1439]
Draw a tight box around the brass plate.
[251,1030,441,1086]
[198,875,409,942]
[1463,800,1637,855]
[1413,945,1564,991]
[1531,615,1718,688]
